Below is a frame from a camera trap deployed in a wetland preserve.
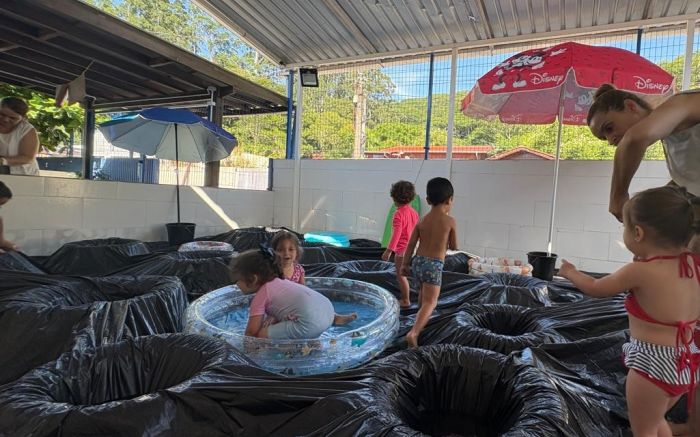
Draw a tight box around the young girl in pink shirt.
[271,230,305,284]
[230,246,356,339]
[382,180,419,308]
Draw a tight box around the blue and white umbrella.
[99,107,237,222]
[99,107,237,162]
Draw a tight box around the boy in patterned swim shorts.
[400,177,458,347]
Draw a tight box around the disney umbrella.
[462,41,674,255]
[99,107,237,223]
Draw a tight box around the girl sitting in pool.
[271,230,305,284]
[230,245,357,339]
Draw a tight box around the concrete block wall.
[272,159,671,273]
[2,175,274,256]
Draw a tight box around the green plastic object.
[381,196,421,247]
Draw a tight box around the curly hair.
[390,180,416,205]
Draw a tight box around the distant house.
[488,147,554,160]
[364,145,493,159]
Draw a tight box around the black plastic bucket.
[527,251,558,281]
[166,222,196,246]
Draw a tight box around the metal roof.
[0,0,288,115]
[195,0,700,68]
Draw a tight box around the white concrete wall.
[2,175,274,256]
[272,159,671,273]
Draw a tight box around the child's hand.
[558,259,577,278]
[381,249,392,261]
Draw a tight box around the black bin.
[166,222,196,246]
[527,251,558,281]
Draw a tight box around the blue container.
[304,231,350,247]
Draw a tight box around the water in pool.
[209,300,382,337]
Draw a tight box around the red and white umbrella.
[461,41,675,254]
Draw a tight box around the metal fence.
[298,23,697,161]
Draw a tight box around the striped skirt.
[623,338,700,386]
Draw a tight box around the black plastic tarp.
[1,245,646,435]
[418,304,568,353]
[199,226,304,251]
[515,331,631,436]
[110,250,235,300]
[0,334,260,437]
[0,272,187,384]
[171,345,574,437]
[41,238,150,276]
[0,251,45,274]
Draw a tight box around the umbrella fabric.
[461,41,675,125]
[98,108,237,162]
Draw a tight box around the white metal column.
[291,72,304,231]
[682,20,696,91]
[446,48,458,179]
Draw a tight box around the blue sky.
[383,34,691,99]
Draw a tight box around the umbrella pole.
[546,93,565,256]
[175,123,181,223]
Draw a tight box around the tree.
[0,83,83,150]
[659,50,700,90]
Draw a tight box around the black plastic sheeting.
[287,345,574,436]
[199,226,304,251]
[515,331,631,436]
[0,334,260,437]
[2,240,646,435]
[41,238,150,276]
[110,250,235,301]
[0,251,45,274]
[420,304,568,354]
[0,272,187,385]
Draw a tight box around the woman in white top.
[587,84,700,220]
[0,97,40,176]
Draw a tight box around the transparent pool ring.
[185,277,400,375]
[178,241,236,253]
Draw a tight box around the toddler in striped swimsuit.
[560,186,700,436]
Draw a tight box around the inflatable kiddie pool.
[186,277,399,375]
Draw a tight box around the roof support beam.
[321,0,378,55]
[25,0,287,106]
[0,50,156,98]
[0,17,192,94]
[475,0,494,38]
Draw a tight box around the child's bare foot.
[406,331,418,347]
[334,312,357,325]
[399,299,411,308]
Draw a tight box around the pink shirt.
[387,204,419,256]
[289,263,305,284]
[249,277,324,321]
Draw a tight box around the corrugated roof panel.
[194,0,700,67]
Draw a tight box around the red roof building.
[488,147,554,160]
[364,145,493,160]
